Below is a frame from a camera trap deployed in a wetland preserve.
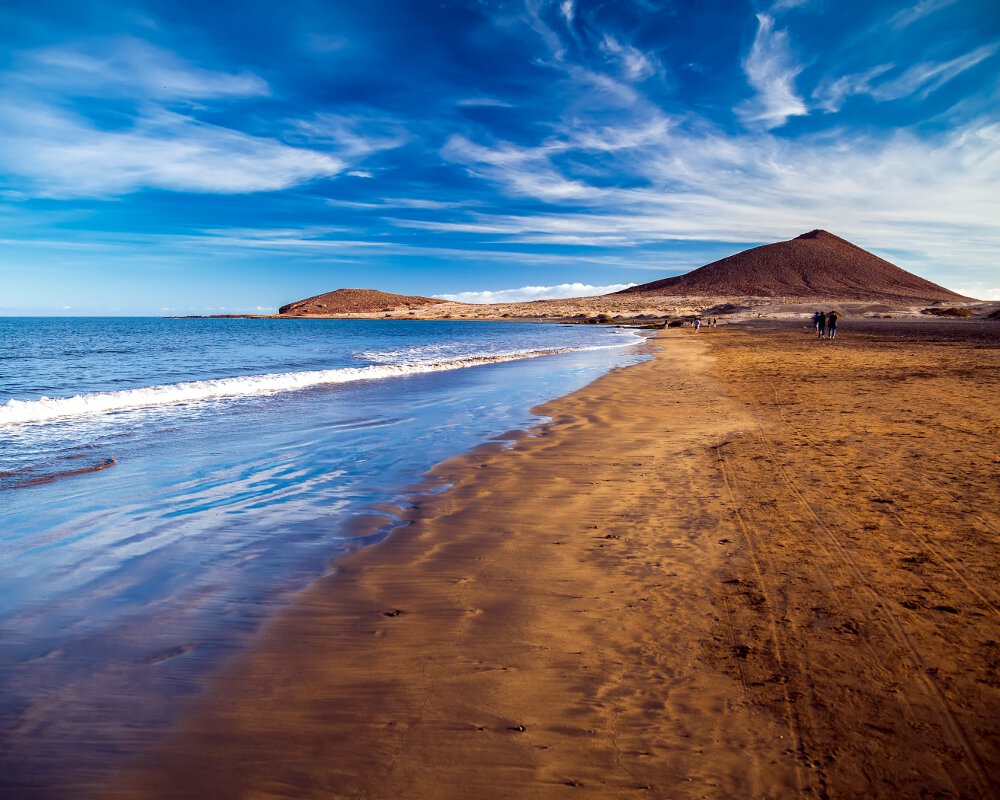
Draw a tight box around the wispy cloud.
[770,0,810,11]
[434,282,637,303]
[813,65,894,112]
[0,41,405,198]
[814,44,999,111]
[736,14,808,129]
[560,0,575,25]
[599,35,658,81]
[286,113,409,156]
[433,109,1000,282]
[442,134,595,202]
[0,104,344,197]
[870,44,999,100]
[456,96,515,108]
[889,0,960,29]
[18,38,269,101]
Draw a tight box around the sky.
[1,0,998,314]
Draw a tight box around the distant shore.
[174,294,1000,326]
[116,320,1000,798]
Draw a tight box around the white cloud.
[736,14,808,129]
[815,45,998,112]
[442,134,595,203]
[770,0,810,11]
[952,283,1000,301]
[870,45,999,101]
[434,109,1000,286]
[560,0,575,25]
[889,0,959,29]
[456,96,515,107]
[346,170,374,178]
[286,113,408,156]
[599,35,658,81]
[813,65,894,112]
[0,43,406,199]
[434,282,638,303]
[0,104,344,197]
[21,38,269,101]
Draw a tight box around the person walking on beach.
[812,311,822,334]
[693,318,701,332]
[827,310,839,340]
[817,311,827,339]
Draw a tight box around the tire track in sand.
[716,444,821,797]
[768,382,1000,617]
[744,410,993,798]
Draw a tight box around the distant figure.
[693,318,701,332]
[827,310,839,339]
[812,311,822,334]
[817,311,827,339]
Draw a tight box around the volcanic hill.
[279,288,447,316]
[616,230,969,303]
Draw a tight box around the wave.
[0,347,600,427]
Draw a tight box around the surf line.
[0,349,578,427]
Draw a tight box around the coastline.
[115,323,1000,798]
[0,319,645,798]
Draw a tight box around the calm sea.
[0,316,645,796]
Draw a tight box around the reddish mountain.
[279,288,447,316]
[616,230,970,302]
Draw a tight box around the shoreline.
[0,322,646,799]
[115,323,999,798]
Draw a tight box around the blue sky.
[1,0,998,313]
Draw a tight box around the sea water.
[0,316,645,795]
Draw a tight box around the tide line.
[0,349,574,426]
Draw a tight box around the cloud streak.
[18,38,270,101]
[816,44,999,111]
[0,104,344,197]
[434,282,637,303]
[889,0,960,29]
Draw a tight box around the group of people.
[813,310,839,339]
[692,317,718,331]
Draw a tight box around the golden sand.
[116,324,1000,798]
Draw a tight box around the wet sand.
[116,323,1000,798]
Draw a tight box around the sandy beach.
[115,321,1000,799]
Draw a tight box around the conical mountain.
[616,230,969,302]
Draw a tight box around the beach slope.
[118,323,1000,799]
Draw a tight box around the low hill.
[279,288,447,316]
[616,230,970,303]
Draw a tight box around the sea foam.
[0,349,574,426]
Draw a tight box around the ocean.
[0,316,645,795]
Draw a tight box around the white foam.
[0,349,571,427]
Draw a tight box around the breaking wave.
[0,348,584,426]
